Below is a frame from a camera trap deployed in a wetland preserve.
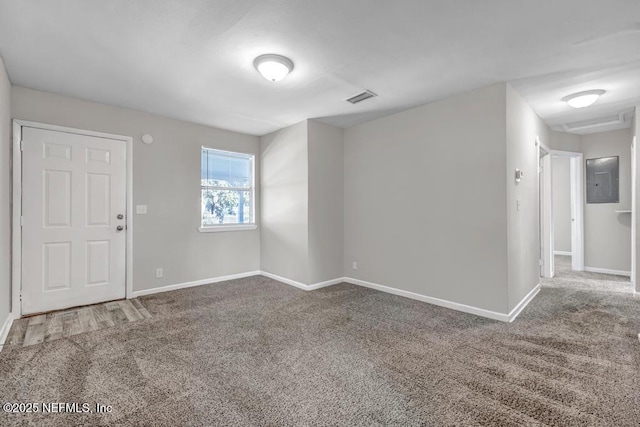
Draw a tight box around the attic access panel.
[586,156,619,204]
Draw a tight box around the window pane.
[201,189,252,225]
[201,149,251,188]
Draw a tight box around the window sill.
[199,224,257,233]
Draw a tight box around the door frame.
[538,138,553,278]
[550,149,585,272]
[12,120,134,317]
[632,136,636,285]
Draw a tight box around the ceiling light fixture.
[254,54,294,82]
[562,89,605,108]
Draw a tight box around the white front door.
[21,127,127,315]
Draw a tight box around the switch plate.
[136,205,148,215]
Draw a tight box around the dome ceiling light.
[562,89,605,108]
[254,54,294,82]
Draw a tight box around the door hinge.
[20,139,24,152]
[20,216,23,227]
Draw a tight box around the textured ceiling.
[0,0,638,136]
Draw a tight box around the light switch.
[136,205,148,215]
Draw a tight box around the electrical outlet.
[352,261,358,270]
[155,268,163,278]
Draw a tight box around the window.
[200,147,255,231]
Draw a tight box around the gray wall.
[260,119,344,285]
[549,130,580,152]
[0,58,11,323]
[11,86,260,292]
[581,128,632,273]
[260,121,309,284]
[552,157,572,253]
[344,83,509,313]
[308,120,344,284]
[505,85,550,311]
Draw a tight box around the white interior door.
[539,156,545,276]
[21,127,127,315]
[631,137,636,284]
[569,154,585,271]
[539,142,553,278]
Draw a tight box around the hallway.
[543,255,634,294]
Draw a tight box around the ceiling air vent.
[562,114,624,132]
[346,90,377,104]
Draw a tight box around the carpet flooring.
[1,274,639,426]
[545,255,634,294]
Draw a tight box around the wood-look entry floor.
[6,299,151,347]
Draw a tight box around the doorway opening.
[551,150,585,275]
[541,135,635,295]
[539,140,552,278]
[539,146,585,279]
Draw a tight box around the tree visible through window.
[201,148,254,226]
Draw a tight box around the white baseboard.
[584,266,631,277]
[131,271,261,297]
[136,270,540,323]
[260,272,541,323]
[343,277,513,322]
[507,284,541,322]
[308,277,346,290]
[259,271,344,290]
[0,312,17,351]
[260,271,308,290]
[554,251,572,256]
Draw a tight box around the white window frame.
[199,147,256,232]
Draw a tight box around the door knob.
[116,225,124,231]
[117,214,124,220]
